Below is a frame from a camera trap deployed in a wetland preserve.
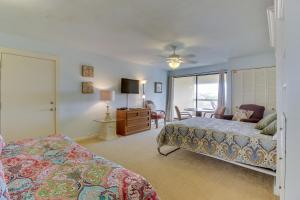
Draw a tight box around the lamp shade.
[100,90,115,101]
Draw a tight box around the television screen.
[121,78,139,94]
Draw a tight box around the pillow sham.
[255,112,277,130]
[260,120,277,136]
[232,109,254,121]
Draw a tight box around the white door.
[231,67,276,114]
[0,53,56,141]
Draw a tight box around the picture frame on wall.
[82,82,94,94]
[154,82,162,93]
[82,65,94,77]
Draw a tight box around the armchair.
[223,104,265,123]
[174,106,192,121]
[145,100,166,128]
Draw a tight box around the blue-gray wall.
[0,33,168,139]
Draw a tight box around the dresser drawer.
[116,108,151,136]
[127,111,140,119]
[127,123,150,133]
[140,110,150,117]
[127,117,150,126]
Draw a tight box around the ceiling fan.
[165,45,197,70]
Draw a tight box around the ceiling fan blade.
[185,60,198,64]
[183,54,196,58]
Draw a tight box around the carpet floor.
[79,127,278,200]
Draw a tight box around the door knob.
[50,108,54,111]
[50,101,54,105]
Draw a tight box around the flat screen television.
[121,78,139,94]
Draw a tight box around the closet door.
[232,70,243,113]
[254,68,267,107]
[1,53,56,141]
[242,69,255,105]
[231,67,276,114]
[266,67,276,114]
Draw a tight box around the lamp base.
[104,112,112,121]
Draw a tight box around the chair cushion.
[260,120,277,136]
[151,112,165,119]
[255,113,277,130]
[232,109,254,121]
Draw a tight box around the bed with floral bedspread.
[1,135,158,200]
[157,117,277,171]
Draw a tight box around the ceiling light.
[167,57,183,69]
[166,46,183,70]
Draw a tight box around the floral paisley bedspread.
[157,118,277,170]
[1,135,159,200]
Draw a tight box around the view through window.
[173,73,226,117]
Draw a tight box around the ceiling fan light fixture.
[167,57,183,69]
[166,45,184,70]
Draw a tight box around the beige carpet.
[79,127,278,200]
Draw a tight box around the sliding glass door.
[196,74,220,111]
[173,76,196,113]
[173,73,226,118]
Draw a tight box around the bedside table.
[94,120,118,140]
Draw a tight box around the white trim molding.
[267,6,276,47]
[275,0,284,20]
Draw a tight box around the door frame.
[0,47,60,135]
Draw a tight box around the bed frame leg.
[158,147,180,156]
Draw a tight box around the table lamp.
[141,80,147,107]
[100,90,115,121]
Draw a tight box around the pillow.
[260,120,277,136]
[255,113,277,130]
[232,109,254,121]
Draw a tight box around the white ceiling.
[0,0,274,69]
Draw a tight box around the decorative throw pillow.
[232,109,254,121]
[255,112,277,130]
[260,120,277,136]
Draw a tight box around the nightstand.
[94,120,117,140]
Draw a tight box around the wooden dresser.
[116,108,151,136]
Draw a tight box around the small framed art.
[154,82,162,93]
[82,65,94,77]
[82,82,94,94]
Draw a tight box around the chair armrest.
[222,115,233,120]
[240,118,260,123]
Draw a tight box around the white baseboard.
[73,134,98,142]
